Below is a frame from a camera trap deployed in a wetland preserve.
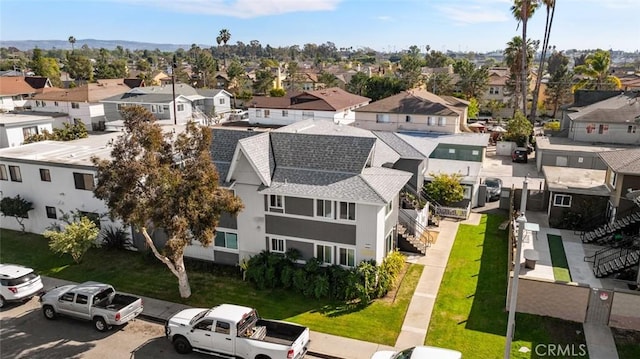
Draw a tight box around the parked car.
[39,281,144,331]
[512,147,528,163]
[484,177,503,202]
[0,263,44,308]
[165,303,310,358]
[228,109,249,121]
[371,345,462,359]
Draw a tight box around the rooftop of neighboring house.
[0,113,56,127]
[24,76,52,89]
[542,165,609,196]
[535,136,631,153]
[100,92,189,104]
[425,159,483,183]
[599,148,640,175]
[0,77,38,96]
[250,87,370,112]
[567,91,640,123]
[353,89,467,117]
[31,81,131,102]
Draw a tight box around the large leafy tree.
[573,49,621,90]
[424,49,452,68]
[347,72,369,96]
[425,71,454,96]
[318,71,340,88]
[544,51,573,117]
[253,69,276,95]
[91,106,243,298]
[0,195,33,233]
[363,76,403,102]
[505,110,533,146]
[453,59,489,100]
[423,173,464,206]
[30,48,62,87]
[397,52,424,90]
[65,52,93,82]
[530,0,556,121]
[44,216,99,264]
[226,60,247,95]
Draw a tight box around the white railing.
[436,202,471,220]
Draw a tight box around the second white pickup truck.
[39,281,144,331]
[165,304,310,359]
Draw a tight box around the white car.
[0,263,44,308]
[372,346,462,359]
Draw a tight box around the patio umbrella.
[491,125,507,133]
[468,122,485,128]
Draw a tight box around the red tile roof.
[0,77,37,96]
[32,81,130,102]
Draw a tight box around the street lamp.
[504,179,529,358]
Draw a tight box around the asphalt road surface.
[0,298,329,359]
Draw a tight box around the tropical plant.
[91,105,243,298]
[0,195,33,232]
[269,88,286,97]
[504,36,539,116]
[573,49,622,90]
[530,0,556,121]
[44,216,100,263]
[505,110,533,146]
[467,98,480,119]
[68,36,76,52]
[216,28,232,68]
[510,0,540,115]
[100,226,133,250]
[423,173,465,206]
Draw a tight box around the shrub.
[100,226,132,250]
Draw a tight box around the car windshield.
[190,309,211,325]
[392,347,415,359]
[485,179,500,188]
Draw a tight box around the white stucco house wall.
[0,113,56,148]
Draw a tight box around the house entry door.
[585,287,613,325]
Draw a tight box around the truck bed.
[253,319,307,345]
[94,293,139,311]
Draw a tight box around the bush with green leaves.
[100,226,132,250]
[243,250,406,303]
[44,216,100,263]
[24,122,88,143]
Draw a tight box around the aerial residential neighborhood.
[1,1,639,359]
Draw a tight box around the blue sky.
[1,0,639,52]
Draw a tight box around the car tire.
[0,296,5,309]
[43,305,57,320]
[173,336,192,354]
[94,317,109,332]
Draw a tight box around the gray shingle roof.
[599,148,640,175]
[568,92,640,124]
[354,90,462,116]
[372,131,425,159]
[238,133,275,186]
[100,92,177,104]
[210,129,259,163]
[270,132,375,173]
[260,167,410,204]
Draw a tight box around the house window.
[46,206,57,219]
[586,124,595,134]
[339,201,356,221]
[376,114,390,123]
[8,165,21,182]
[609,172,617,188]
[219,98,225,105]
[117,104,123,111]
[448,149,456,154]
[385,200,393,215]
[269,195,283,210]
[628,125,637,134]
[79,211,100,228]
[553,194,572,207]
[71,102,79,109]
[264,109,270,118]
[578,157,584,163]
[177,104,184,111]
[215,231,238,249]
[438,117,447,126]
[427,117,435,126]
[41,101,46,107]
[54,101,59,107]
[151,105,164,113]
[0,165,7,181]
[463,185,472,200]
[472,150,480,156]
[282,110,288,117]
[302,111,314,119]
[316,199,333,218]
[405,115,412,123]
[73,172,95,190]
[316,244,333,264]
[23,126,38,138]
[271,238,285,253]
[256,110,263,118]
[386,232,394,253]
[338,247,355,267]
[40,169,51,182]
[598,124,608,134]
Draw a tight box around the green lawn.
[425,214,587,358]
[547,234,572,282]
[0,228,417,345]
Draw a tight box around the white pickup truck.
[165,304,310,359]
[39,281,144,332]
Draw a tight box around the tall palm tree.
[574,49,622,90]
[68,36,76,52]
[510,0,539,117]
[216,29,231,69]
[530,0,556,121]
[504,36,538,117]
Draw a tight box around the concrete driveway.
[480,147,545,191]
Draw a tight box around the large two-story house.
[247,87,370,126]
[352,89,469,134]
[0,77,39,111]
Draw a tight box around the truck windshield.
[190,309,211,325]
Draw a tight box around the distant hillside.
[0,39,209,52]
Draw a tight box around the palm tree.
[68,36,76,52]
[216,29,231,69]
[510,0,539,117]
[504,36,538,117]
[574,49,622,90]
[530,0,556,121]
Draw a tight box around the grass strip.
[547,234,572,282]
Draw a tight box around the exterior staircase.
[585,246,640,278]
[580,211,640,245]
[397,210,436,255]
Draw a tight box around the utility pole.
[172,55,178,125]
[504,179,528,358]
